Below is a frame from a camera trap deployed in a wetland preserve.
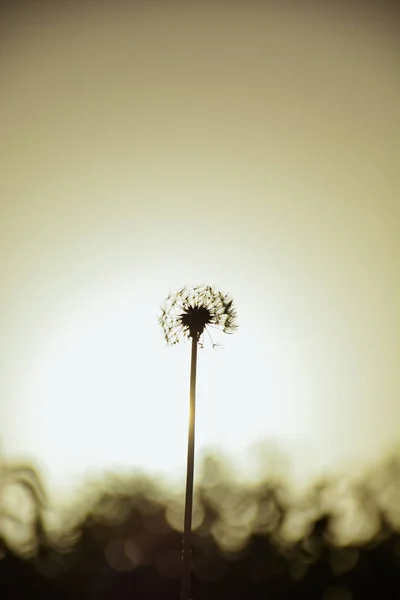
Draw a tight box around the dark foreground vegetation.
[2,452,400,599]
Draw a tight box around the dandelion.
[159,284,238,600]
[159,284,238,346]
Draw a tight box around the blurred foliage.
[0,460,46,557]
[2,451,400,598]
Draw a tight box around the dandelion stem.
[181,335,198,600]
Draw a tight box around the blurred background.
[0,0,399,597]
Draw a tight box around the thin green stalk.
[181,336,198,600]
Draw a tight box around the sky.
[0,0,399,504]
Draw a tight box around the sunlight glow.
[11,275,303,502]
[1,0,398,505]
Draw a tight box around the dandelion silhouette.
[159,285,238,346]
[159,285,238,600]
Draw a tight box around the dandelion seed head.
[159,285,238,346]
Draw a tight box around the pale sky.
[0,1,399,503]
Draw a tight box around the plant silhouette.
[3,452,400,598]
[159,285,238,600]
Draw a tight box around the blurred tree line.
[2,451,400,599]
